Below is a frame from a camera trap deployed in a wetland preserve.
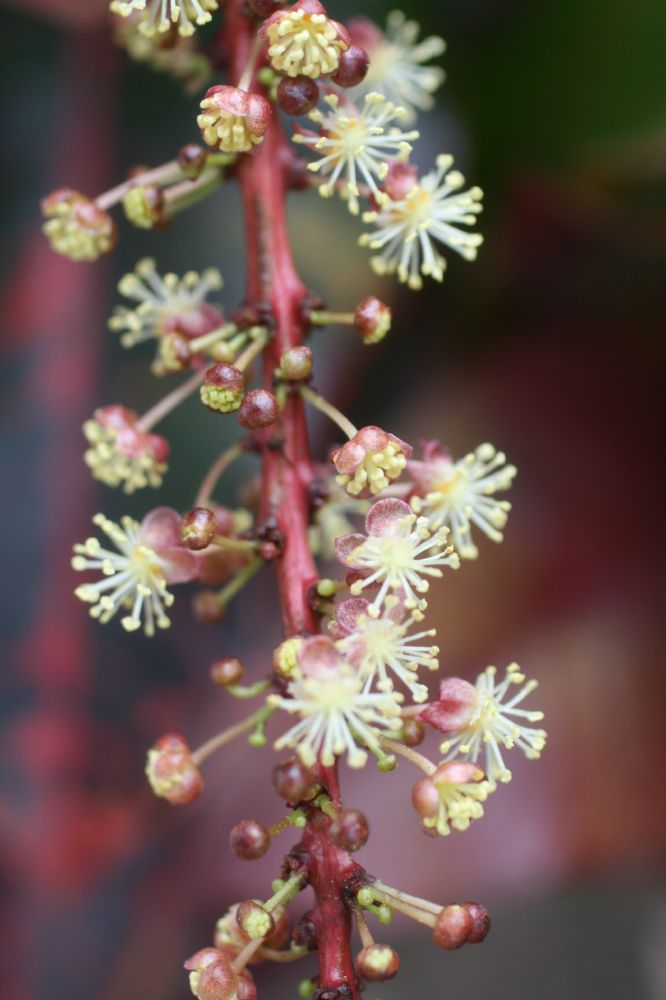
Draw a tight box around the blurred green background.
[1,2,664,999]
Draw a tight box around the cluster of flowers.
[44,1,482,289]
[43,2,548,995]
[71,248,543,835]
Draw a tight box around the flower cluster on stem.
[49,2,546,997]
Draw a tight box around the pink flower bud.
[279,345,313,380]
[185,948,238,1000]
[382,161,419,202]
[146,734,203,805]
[419,677,478,733]
[42,188,117,261]
[411,776,439,820]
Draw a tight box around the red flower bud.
[201,364,245,413]
[277,76,320,115]
[272,757,316,802]
[329,808,369,853]
[238,389,279,429]
[332,45,369,87]
[229,819,270,860]
[433,904,473,950]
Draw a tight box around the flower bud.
[463,901,491,943]
[279,346,313,380]
[401,718,425,747]
[236,900,275,940]
[354,296,391,345]
[229,819,270,860]
[331,45,369,87]
[182,507,218,550]
[122,184,166,229]
[192,589,225,624]
[356,944,400,981]
[277,75,320,115]
[146,733,203,805]
[198,85,272,153]
[433,904,473,950]
[273,637,303,677]
[201,364,245,413]
[185,948,238,1000]
[272,757,316,802]
[238,389,279,429]
[178,143,208,179]
[210,656,245,686]
[329,808,369,853]
[41,188,117,262]
[411,776,439,821]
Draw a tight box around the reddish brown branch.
[226,3,361,995]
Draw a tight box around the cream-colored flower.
[108,258,223,356]
[109,0,218,37]
[271,636,402,768]
[349,10,445,122]
[360,153,483,289]
[294,92,418,215]
[438,664,547,788]
[409,441,517,558]
[335,497,459,612]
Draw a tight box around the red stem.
[226,4,361,995]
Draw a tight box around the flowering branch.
[45,1,547,997]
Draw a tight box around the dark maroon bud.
[272,757,316,802]
[229,819,270,860]
[182,507,217,550]
[192,589,225,624]
[433,904,473,950]
[329,808,369,853]
[210,657,245,686]
[248,0,286,15]
[332,45,369,87]
[178,143,208,179]
[277,75,320,116]
[401,718,425,746]
[464,901,491,943]
[314,986,354,1000]
[238,389,279,429]
[292,912,318,951]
